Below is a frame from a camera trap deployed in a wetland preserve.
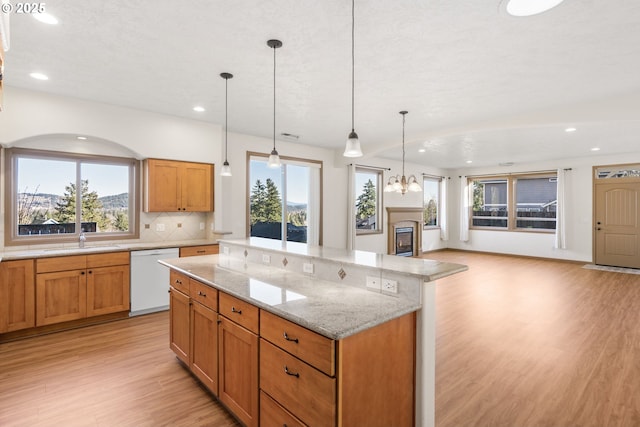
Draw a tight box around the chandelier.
[384,111,422,194]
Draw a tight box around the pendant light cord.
[402,113,406,177]
[224,77,228,162]
[351,0,355,133]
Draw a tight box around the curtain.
[347,164,356,250]
[554,168,567,249]
[459,176,470,242]
[307,166,321,246]
[440,178,449,241]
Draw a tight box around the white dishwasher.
[130,247,179,316]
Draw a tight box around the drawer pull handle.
[198,291,206,297]
[283,332,299,343]
[231,306,242,314]
[284,366,299,378]
[175,279,182,285]
[197,250,205,253]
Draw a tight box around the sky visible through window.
[18,158,128,196]
[250,160,309,204]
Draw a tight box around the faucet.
[79,231,86,248]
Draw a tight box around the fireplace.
[386,207,423,257]
[395,227,414,256]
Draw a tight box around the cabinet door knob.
[231,306,242,315]
[283,366,299,378]
[283,332,299,343]
[80,271,85,275]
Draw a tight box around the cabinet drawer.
[37,255,86,273]
[170,270,190,295]
[261,310,335,376]
[260,339,336,427]
[260,391,306,427]
[180,245,219,257]
[87,251,129,268]
[190,279,217,311]
[219,292,259,334]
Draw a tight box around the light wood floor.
[426,250,640,427]
[0,312,240,427]
[1,251,639,427]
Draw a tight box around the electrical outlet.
[262,254,271,264]
[199,222,205,230]
[366,276,381,290]
[382,279,398,294]
[222,246,229,255]
[303,263,314,274]
[156,223,165,232]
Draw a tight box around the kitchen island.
[160,238,467,427]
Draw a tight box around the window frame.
[468,172,557,233]
[355,166,383,235]
[245,151,323,245]
[423,176,441,229]
[4,147,140,246]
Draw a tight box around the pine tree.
[264,178,282,223]
[250,179,267,225]
[355,179,376,220]
[54,180,108,231]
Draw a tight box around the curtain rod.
[422,173,445,180]
[349,164,391,171]
[459,168,572,178]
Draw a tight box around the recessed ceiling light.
[591,147,601,152]
[29,72,49,80]
[77,136,87,140]
[466,160,473,164]
[193,106,205,112]
[505,0,565,17]
[418,148,426,153]
[33,13,59,25]
[565,127,577,132]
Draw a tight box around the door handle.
[596,228,601,231]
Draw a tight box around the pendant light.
[384,111,422,194]
[267,39,282,168]
[220,72,233,177]
[343,0,363,158]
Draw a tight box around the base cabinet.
[169,271,220,395]
[218,294,259,427]
[36,252,130,327]
[0,259,35,333]
[168,269,416,427]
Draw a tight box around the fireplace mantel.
[386,207,423,257]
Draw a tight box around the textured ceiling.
[4,0,640,168]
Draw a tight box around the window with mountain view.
[7,148,138,245]
[248,154,321,245]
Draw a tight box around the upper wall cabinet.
[144,159,214,212]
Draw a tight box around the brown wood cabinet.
[36,252,130,326]
[179,244,219,257]
[0,259,35,333]
[145,159,214,212]
[169,271,219,394]
[169,285,190,365]
[168,270,416,427]
[260,309,416,427]
[218,313,259,427]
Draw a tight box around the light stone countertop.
[220,237,468,282]
[0,239,220,262]
[159,255,422,340]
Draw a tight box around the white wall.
[445,152,640,262]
